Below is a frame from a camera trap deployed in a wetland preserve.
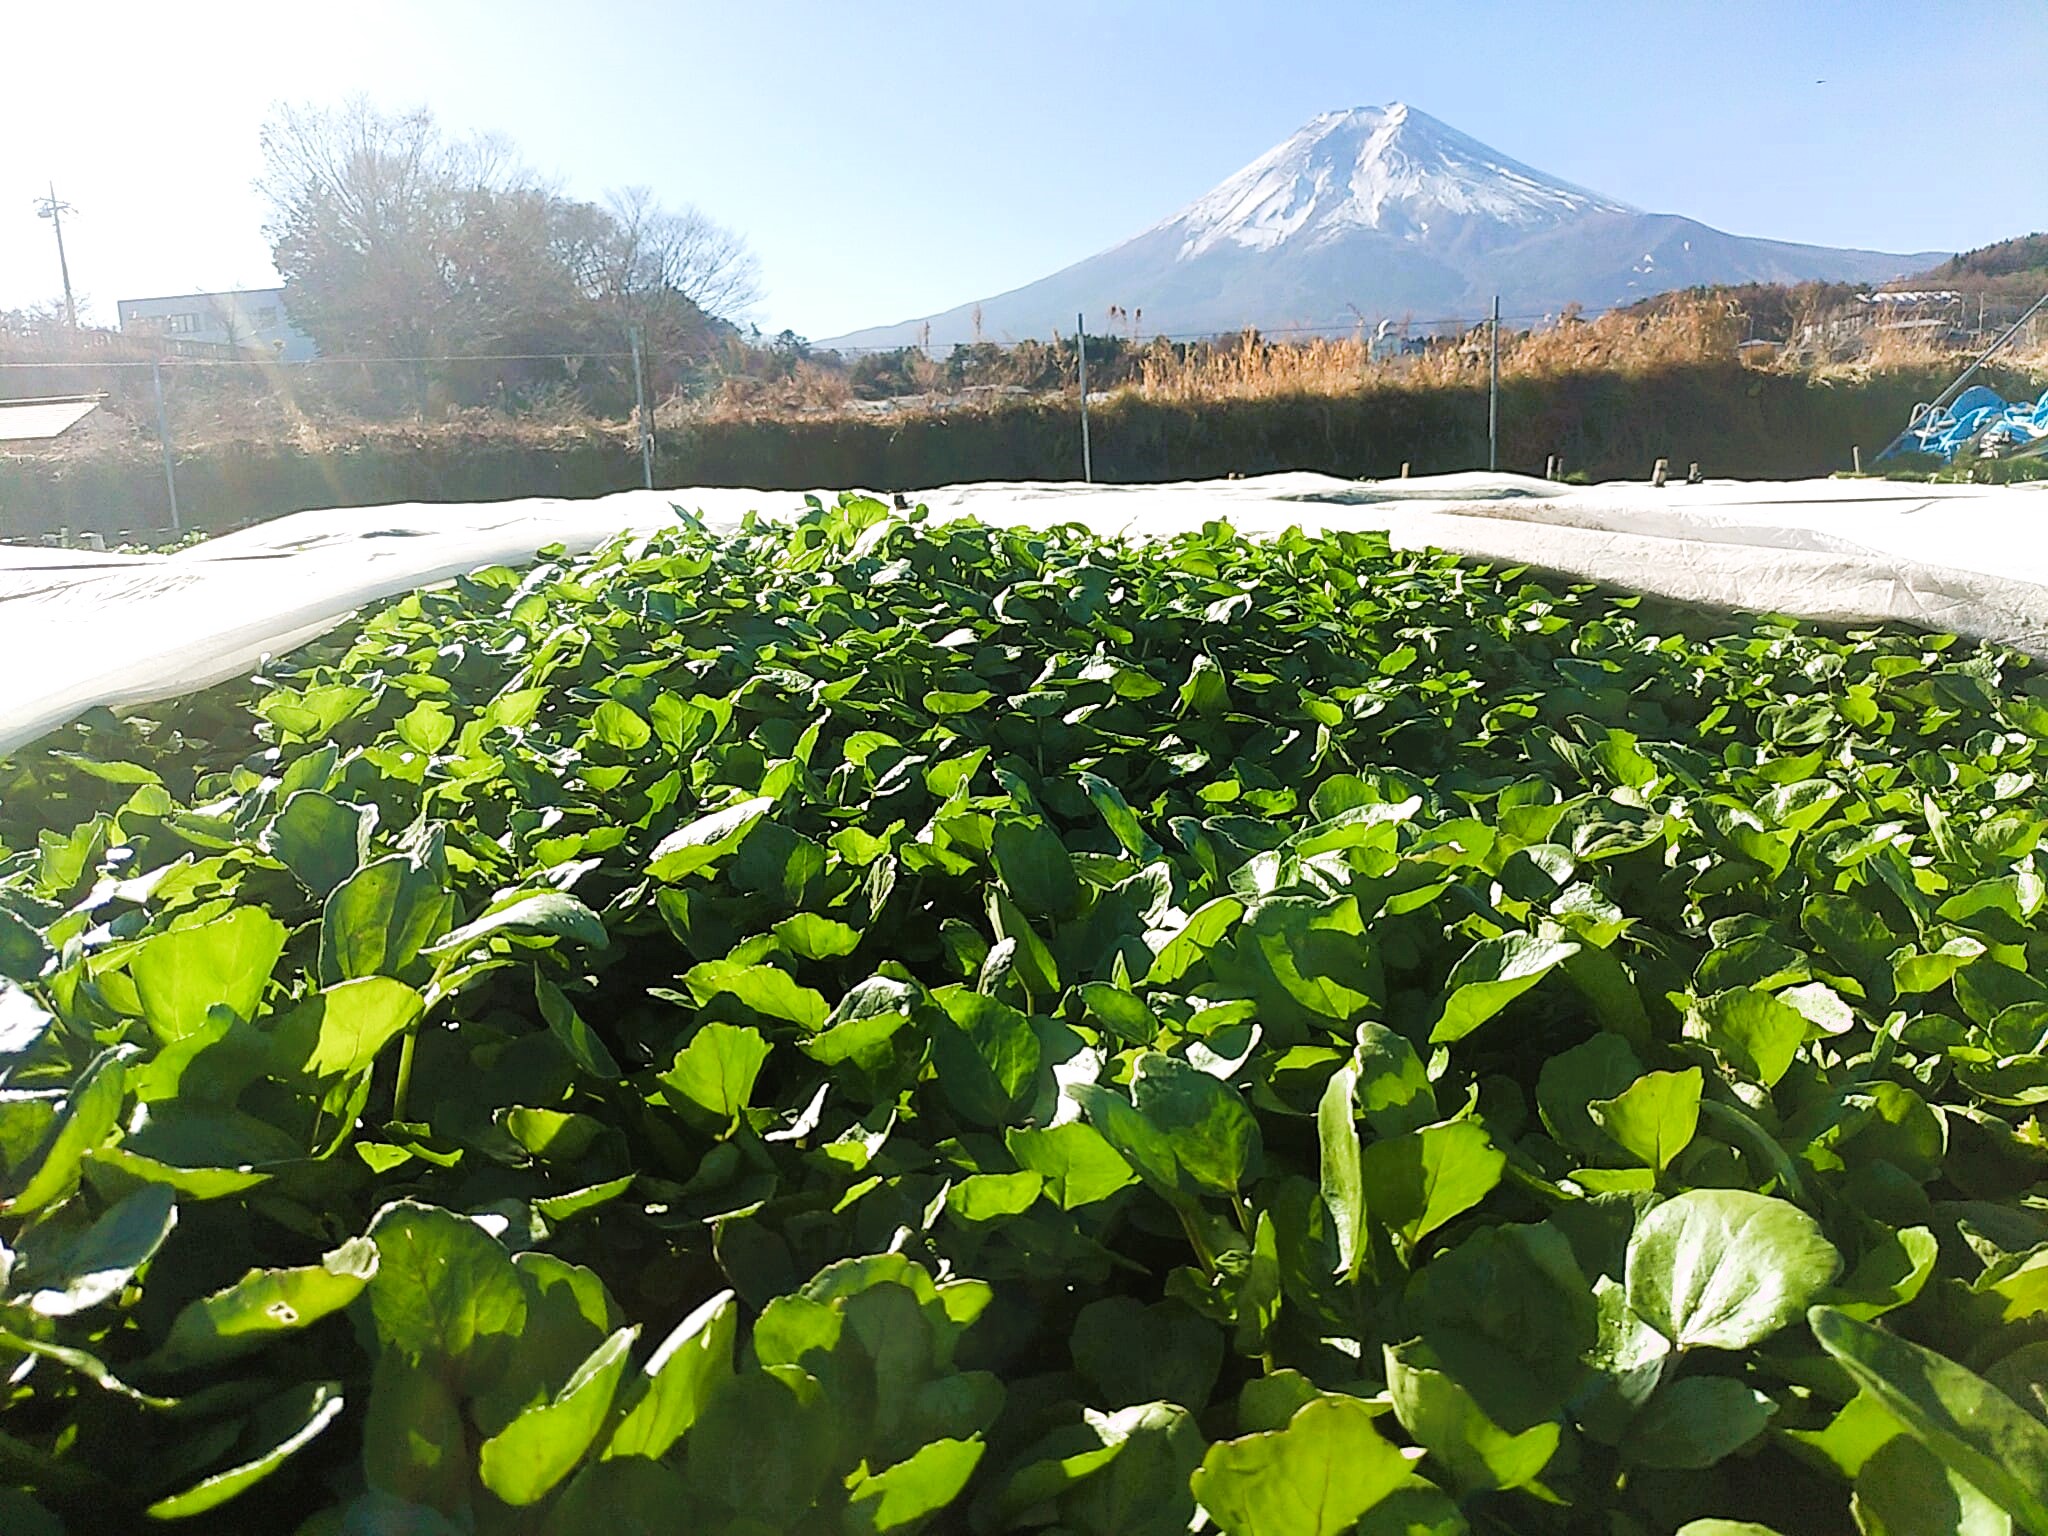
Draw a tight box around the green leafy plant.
[3,493,2048,1534]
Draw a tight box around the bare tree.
[256,100,760,368]
[601,186,761,321]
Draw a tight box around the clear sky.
[4,0,2042,340]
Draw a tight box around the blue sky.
[4,0,2042,338]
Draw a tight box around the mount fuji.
[821,104,1944,350]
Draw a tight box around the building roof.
[0,396,100,442]
[116,287,287,309]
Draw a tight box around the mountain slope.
[823,104,1944,351]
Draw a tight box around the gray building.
[116,287,319,361]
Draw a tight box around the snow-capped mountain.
[1164,104,1631,260]
[821,104,1943,351]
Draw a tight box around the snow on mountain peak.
[1163,102,1635,262]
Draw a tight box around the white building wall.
[116,288,320,362]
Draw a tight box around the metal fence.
[5,293,2043,540]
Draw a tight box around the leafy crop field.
[4,496,2048,1535]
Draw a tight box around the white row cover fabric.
[5,471,2048,757]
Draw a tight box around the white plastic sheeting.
[0,397,99,442]
[5,470,2048,757]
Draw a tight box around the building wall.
[116,288,320,362]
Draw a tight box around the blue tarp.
[1886,384,2048,462]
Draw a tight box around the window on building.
[163,313,202,335]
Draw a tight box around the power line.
[0,349,646,370]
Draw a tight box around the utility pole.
[33,184,78,328]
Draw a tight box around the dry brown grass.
[9,296,2042,468]
[681,361,856,424]
[1809,317,2048,384]
[1134,298,1754,402]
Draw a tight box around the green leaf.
[1191,1393,1415,1536]
[1071,1297,1224,1412]
[1812,1305,2048,1533]
[0,1492,62,1536]
[1178,653,1232,717]
[502,1107,603,1162]
[1317,1062,1366,1280]
[1077,772,1162,861]
[261,791,375,898]
[90,1145,270,1200]
[280,976,426,1078]
[1359,1120,1506,1256]
[365,1201,528,1381]
[846,1436,985,1533]
[1129,1050,1262,1196]
[1626,1375,1776,1469]
[145,1381,346,1519]
[6,1044,134,1215]
[1852,1434,2013,1536]
[930,990,1042,1127]
[1894,935,1988,996]
[1588,1068,1701,1174]
[923,688,995,714]
[22,1184,176,1316]
[541,1459,688,1536]
[319,854,451,983]
[1626,1190,1841,1351]
[1005,1123,1136,1209]
[1782,1389,1901,1480]
[1431,934,1579,1044]
[602,1289,738,1461]
[395,699,455,754]
[479,1324,638,1505]
[1384,1341,1559,1493]
[131,908,288,1042]
[647,796,776,880]
[588,699,652,749]
[684,960,828,1030]
[1352,1021,1436,1137]
[426,890,606,957]
[991,819,1084,920]
[536,974,622,1077]
[156,1237,378,1371]
[1537,1032,1645,1162]
[1147,896,1244,986]
[681,1364,836,1524]
[362,1352,467,1511]
[1824,1227,1939,1322]
[661,1023,772,1123]
[946,1171,1044,1223]
[1696,987,1808,1087]
[772,912,864,960]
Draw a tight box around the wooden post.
[152,360,181,534]
[1400,461,1411,479]
[1652,457,1669,488]
[1076,314,1093,483]
[1544,454,1557,480]
[1852,446,1863,474]
[1487,295,1500,472]
[629,325,654,490]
